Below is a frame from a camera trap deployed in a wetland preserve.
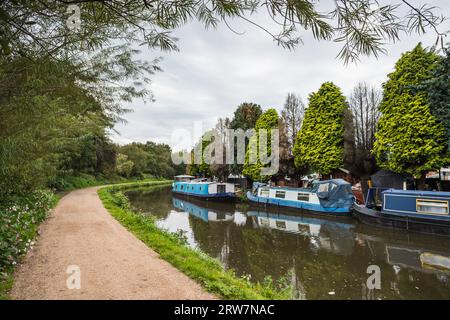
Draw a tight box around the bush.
[0,190,56,275]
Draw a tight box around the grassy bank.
[98,181,294,300]
[0,190,59,300]
[49,173,161,192]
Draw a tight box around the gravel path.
[11,187,216,300]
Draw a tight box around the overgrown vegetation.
[98,182,295,300]
[0,190,58,300]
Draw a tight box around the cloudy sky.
[111,1,450,151]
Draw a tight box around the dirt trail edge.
[11,187,216,300]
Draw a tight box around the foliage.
[373,44,449,180]
[98,182,294,299]
[0,190,57,299]
[422,45,450,150]
[243,108,279,182]
[229,103,263,176]
[229,103,263,131]
[0,1,447,63]
[189,132,214,178]
[294,82,352,175]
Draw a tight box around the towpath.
[11,187,215,300]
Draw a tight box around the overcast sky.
[111,1,450,151]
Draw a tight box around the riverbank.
[9,182,215,299]
[98,182,294,299]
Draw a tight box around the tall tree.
[229,103,263,131]
[281,93,305,156]
[349,82,382,176]
[229,103,262,176]
[243,109,279,182]
[422,45,450,150]
[373,44,448,188]
[294,82,353,175]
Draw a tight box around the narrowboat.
[246,179,355,215]
[353,188,450,236]
[172,175,236,201]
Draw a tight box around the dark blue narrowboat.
[353,188,450,236]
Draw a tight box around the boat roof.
[174,175,195,178]
[319,178,351,185]
[383,189,450,198]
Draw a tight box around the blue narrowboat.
[353,188,450,236]
[172,175,236,201]
[246,179,355,215]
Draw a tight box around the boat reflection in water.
[172,197,235,222]
[246,210,355,256]
[126,187,450,299]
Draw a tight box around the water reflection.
[126,186,450,299]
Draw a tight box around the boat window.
[260,188,270,197]
[298,224,309,234]
[276,221,286,229]
[260,218,270,227]
[181,185,184,190]
[318,183,329,193]
[217,184,226,193]
[416,199,449,215]
[298,192,310,202]
[275,190,286,199]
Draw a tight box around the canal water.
[126,186,450,299]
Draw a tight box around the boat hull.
[172,190,236,201]
[353,204,450,237]
[246,191,351,215]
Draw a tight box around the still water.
[126,186,450,299]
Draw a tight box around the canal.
[126,186,450,299]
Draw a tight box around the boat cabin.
[174,175,195,182]
[381,189,450,220]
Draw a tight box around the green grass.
[49,173,162,192]
[98,181,295,300]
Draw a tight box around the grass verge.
[98,181,294,300]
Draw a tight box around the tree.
[423,45,450,150]
[243,108,279,182]
[294,82,353,175]
[373,44,448,188]
[281,93,305,156]
[116,154,134,178]
[229,103,263,176]
[229,103,263,131]
[349,82,382,176]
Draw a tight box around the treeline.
[189,43,450,188]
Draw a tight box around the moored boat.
[246,179,354,215]
[172,175,236,201]
[353,188,450,236]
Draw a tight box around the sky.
[111,1,450,152]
